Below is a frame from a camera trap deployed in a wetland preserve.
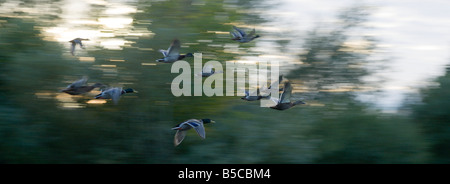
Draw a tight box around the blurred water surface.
[1,0,450,163]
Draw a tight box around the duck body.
[69,38,89,56]
[241,90,270,101]
[61,77,103,95]
[241,95,269,101]
[62,83,103,95]
[230,26,260,43]
[95,87,137,104]
[270,100,306,110]
[156,39,193,63]
[201,71,215,77]
[172,119,215,146]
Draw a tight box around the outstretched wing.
[159,49,168,57]
[70,42,76,56]
[279,82,293,104]
[174,130,187,146]
[268,75,283,90]
[230,31,241,39]
[244,90,249,97]
[109,87,123,105]
[186,120,206,139]
[233,26,246,37]
[67,77,87,89]
[270,97,280,105]
[166,39,180,58]
[260,75,283,94]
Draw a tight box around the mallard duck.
[69,38,89,56]
[61,77,103,95]
[230,26,260,43]
[270,81,306,110]
[156,39,193,63]
[94,87,138,104]
[172,119,215,146]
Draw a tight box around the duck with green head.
[94,87,138,104]
[172,119,215,146]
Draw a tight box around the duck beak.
[211,120,216,123]
[134,90,139,93]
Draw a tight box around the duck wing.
[166,39,180,58]
[233,26,246,37]
[174,130,187,146]
[230,31,241,39]
[159,49,168,57]
[67,77,87,89]
[70,41,76,55]
[244,90,250,97]
[279,82,293,104]
[269,97,280,104]
[185,119,206,139]
[109,87,123,105]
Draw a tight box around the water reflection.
[42,0,153,53]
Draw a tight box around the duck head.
[124,88,138,93]
[201,119,215,124]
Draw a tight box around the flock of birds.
[63,26,305,146]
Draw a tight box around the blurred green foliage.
[0,0,448,164]
[413,67,450,163]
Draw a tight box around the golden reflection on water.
[78,57,96,62]
[34,0,154,53]
[55,93,85,109]
[86,99,107,104]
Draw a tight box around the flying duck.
[94,87,138,104]
[230,26,260,43]
[172,119,215,146]
[69,38,89,56]
[61,77,103,95]
[156,39,193,63]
